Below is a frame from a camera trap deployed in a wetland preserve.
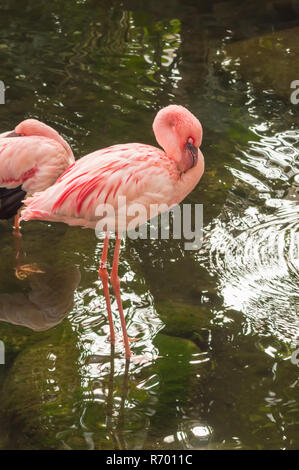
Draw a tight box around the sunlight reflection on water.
[201,129,299,343]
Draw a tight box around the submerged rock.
[155,300,212,342]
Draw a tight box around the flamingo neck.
[44,128,73,162]
[153,112,182,165]
[176,149,205,202]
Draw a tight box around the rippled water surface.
[0,0,298,450]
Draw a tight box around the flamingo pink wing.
[21,143,179,229]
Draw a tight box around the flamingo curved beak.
[179,141,198,173]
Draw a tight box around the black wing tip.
[0,186,26,219]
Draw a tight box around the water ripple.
[201,130,299,342]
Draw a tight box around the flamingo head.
[14,118,62,139]
[12,119,74,163]
[153,105,203,173]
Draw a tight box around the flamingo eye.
[188,136,194,145]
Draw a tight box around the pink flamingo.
[0,118,74,229]
[0,119,74,278]
[21,105,204,359]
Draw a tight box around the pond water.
[0,0,298,450]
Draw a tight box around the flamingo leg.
[107,344,130,449]
[14,210,21,236]
[12,208,44,280]
[99,233,115,343]
[111,235,131,360]
[106,343,118,448]
[13,229,44,280]
[115,358,130,449]
[13,224,22,277]
[13,209,22,238]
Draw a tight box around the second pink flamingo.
[0,118,74,227]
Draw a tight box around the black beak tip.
[186,141,198,169]
[6,131,23,138]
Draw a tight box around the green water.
[0,0,298,450]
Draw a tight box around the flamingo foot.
[15,263,45,280]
